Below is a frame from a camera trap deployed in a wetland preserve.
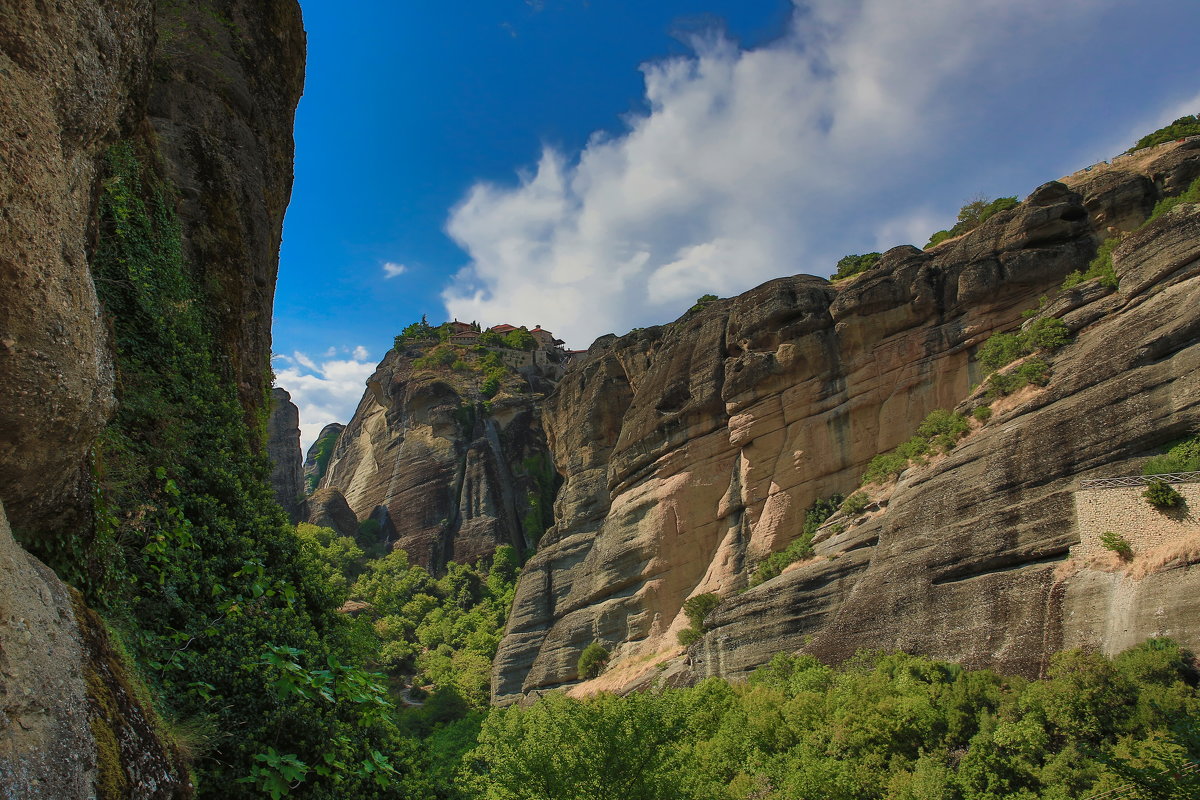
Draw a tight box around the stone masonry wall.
[1073,482,1200,561]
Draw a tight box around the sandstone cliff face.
[320,349,556,571]
[0,0,151,537]
[267,388,305,522]
[304,422,345,493]
[0,0,303,794]
[493,140,1200,703]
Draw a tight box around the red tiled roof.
[489,323,517,333]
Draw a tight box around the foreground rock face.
[0,0,303,793]
[320,349,556,571]
[0,0,151,537]
[267,388,305,522]
[493,140,1200,703]
[0,500,190,797]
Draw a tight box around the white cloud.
[441,0,1118,349]
[274,349,377,452]
[382,261,407,279]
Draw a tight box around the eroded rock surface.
[268,388,305,522]
[0,0,303,793]
[320,350,556,571]
[494,140,1200,703]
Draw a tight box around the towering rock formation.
[493,139,1200,703]
[304,422,345,493]
[0,0,303,793]
[267,388,305,522]
[319,346,558,571]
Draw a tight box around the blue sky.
[274,0,1200,449]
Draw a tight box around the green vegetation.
[577,642,610,680]
[862,410,971,485]
[973,316,1070,400]
[1144,479,1184,509]
[462,640,1200,800]
[1062,236,1120,290]
[395,316,437,350]
[986,357,1051,398]
[972,405,993,423]
[677,593,721,646]
[682,294,719,321]
[502,328,537,351]
[832,252,881,280]
[304,426,341,493]
[1129,114,1200,151]
[925,196,1019,249]
[977,318,1072,371]
[1100,531,1133,560]
[1143,434,1200,475]
[77,142,411,796]
[748,495,842,588]
[840,490,869,516]
[1146,174,1200,224]
[350,545,519,710]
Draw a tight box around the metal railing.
[1080,471,1200,490]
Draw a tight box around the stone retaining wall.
[1073,482,1200,560]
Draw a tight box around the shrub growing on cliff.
[978,318,1073,371]
[840,491,870,516]
[1100,531,1133,560]
[749,495,842,588]
[925,196,1019,249]
[1063,236,1120,290]
[863,451,910,485]
[577,641,610,679]
[1146,174,1200,224]
[833,252,881,280]
[986,357,1050,398]
[1143,434,1200,475]
[972,405,993,423]
[1144,479,1184,509]
[1129,114,1200,152]
[678,593,721,646]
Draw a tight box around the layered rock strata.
[267,388,305,522]
[319,350,556,571]
[493,139,1200,703]
[304,422,345,493]
[0,0,303,793]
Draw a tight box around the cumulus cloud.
[274,349,377,452]
[442,0,1117,348]
[382,261,407,279]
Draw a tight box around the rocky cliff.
[319,345,558,571]
[0,0,303,794]
[493,139,1200,703]
[267,387,305,522]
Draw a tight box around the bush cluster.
[977,317,1072,371]
[1099,531,1133,560]
[677,593,721,646]
[986,357,1051,398]
[577,642,610,680]
[83,142,411,797]
[1146,174,1200,225]
[925,196,1019,249]
[1129,114,1200,151]
[462,641,1200,800]
[748,495,842,588]
[1143,434,1200,475]
[862,410,970,485]
[832,252,881,280]
[1143,479,1184,509]
[1063,236,1120,290]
